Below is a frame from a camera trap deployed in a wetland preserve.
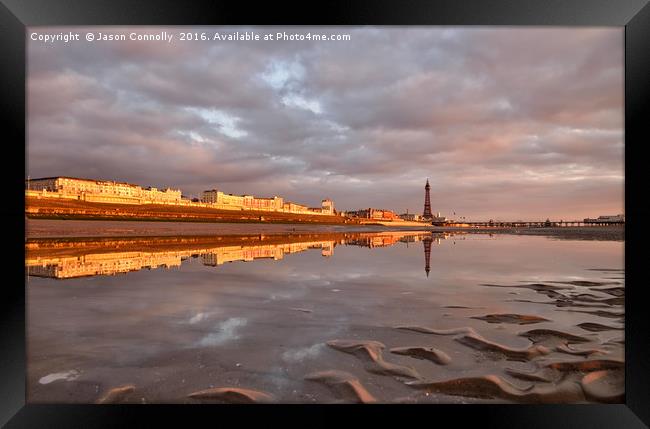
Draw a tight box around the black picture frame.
[1,0,648,427]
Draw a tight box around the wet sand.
[26,219,397,238]
[26,231,624,404]
[27,219,623,241]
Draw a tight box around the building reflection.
[26,231,451,279]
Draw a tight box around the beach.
[26,227,624,404]
[26,219,624,241]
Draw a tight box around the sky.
[27,26,624,221]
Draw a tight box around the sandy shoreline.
[25,225,626,405]
[27,232,625,404]
[26,219,624,241]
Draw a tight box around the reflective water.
[26,231,624,403]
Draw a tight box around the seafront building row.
[26,176,336,216]
[345,207,447,224]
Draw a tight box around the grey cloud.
[27,26,623,219]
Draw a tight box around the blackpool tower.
[423,179,433,219]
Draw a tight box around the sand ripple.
[504,368,552,383]
[482,283,572,291]
[555,343,605,357]
[305,370,377,403]
[471,313,549,325]
[188,387,274,403]
[580,370,624,403]
[326,339,420,379]
[545,359,624,373]
[497,275,625,313]
[407,374,586,403]
[549,280,618,287]
[593,287,625,297]
[569,295,624,306]
[516,329,604,357]
[407,374,524,400]
[577,322,623,332]
[390,346,452,365]
[96,384,135,404]
[390,273,624,403]
[290,307,313,313]
[455,332,550,361]
[518,328,591,343]
[395,325,477,336]
[564,309,624,319]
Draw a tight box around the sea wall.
[25,197,350,225]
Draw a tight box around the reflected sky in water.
[26,232,624,403]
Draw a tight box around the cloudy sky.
[27,26,623,220]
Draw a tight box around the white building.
[26,176,181,205]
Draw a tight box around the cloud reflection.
[196,317,248,347]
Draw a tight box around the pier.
[451,220,624,228]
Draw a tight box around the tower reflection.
[423,235,432,277]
